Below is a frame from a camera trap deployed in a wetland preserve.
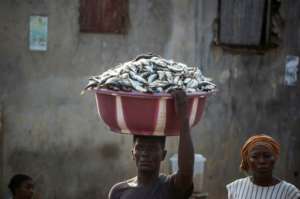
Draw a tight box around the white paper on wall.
[284,55,299,86]
[29,16,48,51]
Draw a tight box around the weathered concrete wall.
[191,0,300,198]
[0,0,186,198]
[0,0,300,198]
[0,104,3,196]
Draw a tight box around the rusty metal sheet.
[79,0,128,34]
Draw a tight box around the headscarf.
[240,134,280,172]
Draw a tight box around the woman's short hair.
[133,135,166,149]
[8,174,32,195]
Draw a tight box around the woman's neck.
[137,170,160,186]
[251,174,280,186]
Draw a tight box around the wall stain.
[98,143,120,159]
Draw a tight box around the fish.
[83,54,216,93]
[148,74,158,83]
[129,71,148,84]
[129,79,147,92]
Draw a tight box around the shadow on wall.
[5,142,124,199]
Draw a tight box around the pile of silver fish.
[83,55,216,93]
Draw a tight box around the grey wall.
[1,0,300,199]
[194,0,300,198]
[193,0,300,198]
[0,104,3,196]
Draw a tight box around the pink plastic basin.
[93,89,213,136]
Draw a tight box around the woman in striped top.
[227,134,300,199]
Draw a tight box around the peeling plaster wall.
[0,0,173,198]
[192,0,300,198]
[0,0,300,198]
[0,104,3,196]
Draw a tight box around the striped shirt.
[226,177,300,199]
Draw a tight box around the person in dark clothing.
[8,174,34,199]
[109,90,194,199]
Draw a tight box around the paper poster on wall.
[284,55,299,86]
[29,16,48,51]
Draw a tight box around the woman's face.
[132,137,166,172]
[248,143,276,176]
[15,180,34,199]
